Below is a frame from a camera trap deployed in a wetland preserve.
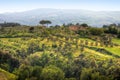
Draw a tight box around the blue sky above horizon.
[0,0,120,13]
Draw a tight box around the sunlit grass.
[105,47,120,56]
[112,38,120,45]
[0,68,17,80]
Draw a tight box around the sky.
[0,0,120,13]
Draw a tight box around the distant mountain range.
[0,8,120,27]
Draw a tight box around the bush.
[41,65,65,80]
[89,28,104,35]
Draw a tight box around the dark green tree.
[29,27,34,33]
[81,23,88,27]
[39,20,52,27]
[89,28,104,36]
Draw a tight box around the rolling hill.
[0,8,120,27]
[0,26,120,80]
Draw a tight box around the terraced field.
[0,36,119,59]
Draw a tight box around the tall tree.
[39,20,46,26]
[39,20,52,27]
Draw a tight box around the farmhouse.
[69,25,87,31]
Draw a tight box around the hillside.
[0,9,120,26]
[0,25,120,80]
[0,68,17,80]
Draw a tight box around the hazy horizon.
[1,8,120,14]
[0,0,120,13]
